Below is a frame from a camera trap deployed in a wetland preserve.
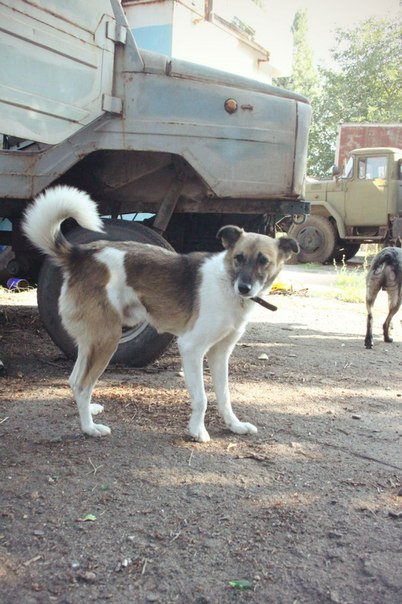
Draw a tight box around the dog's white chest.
[195,253,254,336]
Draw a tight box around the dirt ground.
[1,266,401,604]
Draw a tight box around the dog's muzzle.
[235,277,260,299]
[237,281,253,296]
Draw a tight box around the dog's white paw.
[189,424,211,443]
[229,421,257,436]
[90,403,104,416]
[84,423,111,437]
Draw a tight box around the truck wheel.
[331,243,361,263]
[288,215,337,264]
[37,220,174,367]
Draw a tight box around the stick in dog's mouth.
[251,296,277,312]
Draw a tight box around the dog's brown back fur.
[63,241,210,335]
[123,244,209,333]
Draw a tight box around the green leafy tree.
[275,13,401,177]
[311,16,402,176]
[274,10,319,101]
[273,10,321,175]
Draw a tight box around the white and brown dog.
[23,186,298,442]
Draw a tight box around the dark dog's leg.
[365,279,381,349]
[207,331,257,436]
[365,309,374,349]
[383,288,401,343]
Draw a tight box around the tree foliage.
[274,10,318,101]
[275,13,402,177]
[311,16,402,176]
[273,10,322,175]
[329,17,402,122]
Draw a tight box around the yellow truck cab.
[288,147,402,263]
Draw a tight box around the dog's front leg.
[208,332,257,437]
[178,339,210,443]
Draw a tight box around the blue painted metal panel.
[0,0,116,144]
[132,25,173,56]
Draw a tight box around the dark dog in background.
[365,247,402,349]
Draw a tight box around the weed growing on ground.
[333,256,368,303]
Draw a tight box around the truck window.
[343,156,354,178]
[358,156,387,180]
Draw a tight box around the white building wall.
[122,0,292,83]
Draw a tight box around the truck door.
[345,155,389,226]
[0,0,116,145]
[398,159,402,214]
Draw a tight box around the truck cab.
[288,147,402,263]
[341,148,401,229]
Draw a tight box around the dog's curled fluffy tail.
[22,186,104,264]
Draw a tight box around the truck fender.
[310,201,346,239]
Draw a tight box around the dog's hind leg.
[208,332,257,437]
[365,303,375,349]
[69,333,120,437]
[365,278,381,349]
[383,286,401,343]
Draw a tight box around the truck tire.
[37,219,174,367]
[331,243,361,263]
[288,215,337,264]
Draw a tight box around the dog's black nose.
[238,283,252,296]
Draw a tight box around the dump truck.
[287,146,402,264]
[0,0,311,365]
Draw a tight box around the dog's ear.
[277,236,299,259]
[217,225,244,249]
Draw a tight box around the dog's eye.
[234,253,245,265]
[257,253,269,266]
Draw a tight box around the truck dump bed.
[0,0,310,215]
